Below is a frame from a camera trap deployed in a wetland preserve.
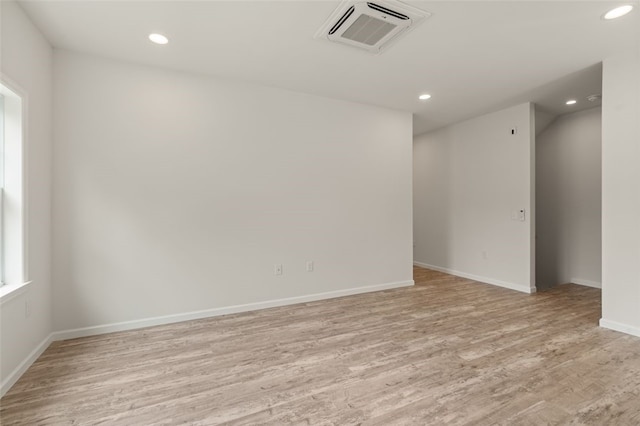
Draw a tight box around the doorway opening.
[534,64,603,292]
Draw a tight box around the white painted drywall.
[52,51,413,331]
[536,107,602,290]
[600,50,640,336]
[0,1,53,394]
[534,108,556,137]
[413,103,535,293]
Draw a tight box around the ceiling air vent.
[316,0,430,54]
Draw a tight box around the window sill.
[0,281,32,306]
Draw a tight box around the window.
[0,80,25,294]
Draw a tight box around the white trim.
[0,76,29,287]
[570,278,601,289]
[0,280,32,305]
[413,261,535,294]
[52,280,414,341]
[600,318,640,338]
[0,333,52,397]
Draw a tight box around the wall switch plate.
[511,127,518,135]
[306,261,314,272]
[274,264,283,275]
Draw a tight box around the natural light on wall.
[0,81,26,295]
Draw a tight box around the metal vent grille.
[329,6,355,35]
[341,14,397,46]
[367,2,409,20]
[315,1,430,54]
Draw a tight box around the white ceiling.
[19,0,640,135]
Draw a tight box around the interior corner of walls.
[6,278,412,392]
[413,262,533,294]
[570,278,601,289]
[0,333,53,397]
[1,0,55,398]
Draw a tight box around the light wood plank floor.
[2,267,640,425]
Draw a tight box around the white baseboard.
[1,333,53,397]
[52,280,414,341]
[414,261,535,294]
[570,278,601,289]
[600,318,640,338]
[3,280,413,396]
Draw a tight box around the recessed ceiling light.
[149,33,169,45]
[566,100,577,105]
[419,94,432,100]
[603,5,633,20]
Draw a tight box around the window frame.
[0,76,28,301]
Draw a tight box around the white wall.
[52,50,413,333]
[536,107,602,289]
[0,1,53,395]
[413,103,535,293]
[535,108,556,137]
[600,50,640,337]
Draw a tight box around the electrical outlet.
[274,264,283,275]
[306,261,314,272]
